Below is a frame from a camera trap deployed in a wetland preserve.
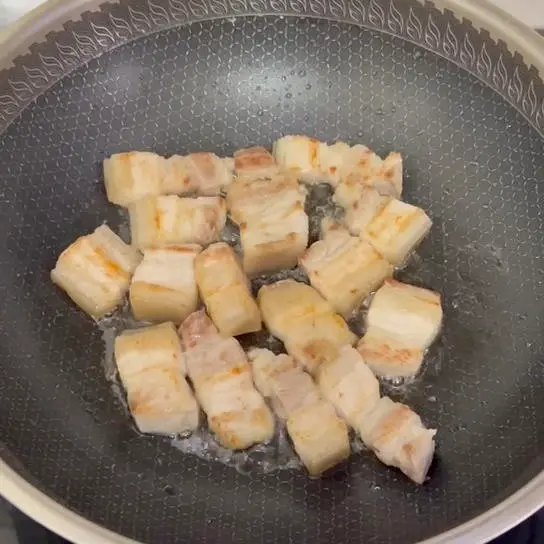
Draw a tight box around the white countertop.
[1,0,544,28]
[489,0,544,28]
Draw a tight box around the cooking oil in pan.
[171,424,302,475]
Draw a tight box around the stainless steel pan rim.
[0,0,543,543]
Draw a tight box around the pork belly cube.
[367,279,442,348]
[103,151,165,207]
[129,195,226,249]
[365,198,432,265]
[114,323,199,435]
[358,396,436,484]
[51,224,141,318]
[300,222,393,316]
[129,245,200,324]
[357,279,442,377]
[179,310,274,449]
[195,242,261,337]
[227,173,309,276]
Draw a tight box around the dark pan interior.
[0,15,543,544]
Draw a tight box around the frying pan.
[0,0,543,543]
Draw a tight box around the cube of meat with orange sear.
[51,224,141,318]
[179,310,274,449]
[195,242,261,337]
[114,323,199,435]
[129,245,201,324]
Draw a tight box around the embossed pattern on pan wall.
[0,0,543,134]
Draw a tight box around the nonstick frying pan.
[0,1,543,543]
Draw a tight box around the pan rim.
[0,0,543,543]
